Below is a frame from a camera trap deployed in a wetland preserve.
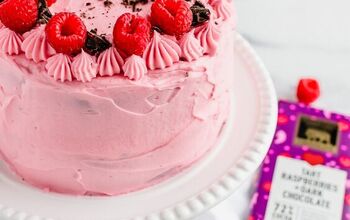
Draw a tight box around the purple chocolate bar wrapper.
[249,100,350,220]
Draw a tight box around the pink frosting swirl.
[21,26,56,63]
[179,30,204,61]
[123,55,147,81]
[211,0,232,21]
[143,31,181,70]
[45,53,73,82]
[0,28,23,55]
[194,20,221,55]
[72,50,98,82]
[97,47,124,76]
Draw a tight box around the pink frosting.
[195,20,221,55]
[72,50,98,82]
[211,0,232,21]
[143,32,181,70]
[45,53,73,82]
[179,30,204,62]
[0,0,236,196]
[97,47,124,76]
[0,27,235,195]
[123,55,147,81]
[0,28,23,55]
[50,1,151,36]
[45,0,231,84]
[21,26,56,63]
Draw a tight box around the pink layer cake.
[0,0,236,195]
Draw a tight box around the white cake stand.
[0,33,277,220]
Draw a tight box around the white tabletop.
[196,0,350,219]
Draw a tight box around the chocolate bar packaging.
[250,100,350,220]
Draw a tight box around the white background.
[196,0,350,219]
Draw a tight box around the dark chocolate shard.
[190,1,211,27]
[121,0,148,12]
[38,0,53,24]
[104,0,114,7]
[152,26,164,35]
[84,31,112,56]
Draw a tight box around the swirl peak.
[45,53,73,82]
[143,31,181,70]
[123,55,147,81]
[97,47,124,77]
[179,30,204,62]
[22,26,56,63]
[0,28,23,55]
[211,0,232,21]
[194,20,221,55]
[72,50,98,82]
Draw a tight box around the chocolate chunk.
[84,31,112,56]
[190,1,211,27]
[37,0,53,24]
[104,0,113,7]
[121,0,148,12]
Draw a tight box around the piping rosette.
[210,0,232,21]
[143,31,181,70]
[45,53,73,82]
[179,30,204,62]
[194,20,221,55]
[21,26,56,63]
[97,47,124,76]
[123,55,147,81]
[72,50,98,82]
[0,28,23,55]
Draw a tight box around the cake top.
[0,0,235,83]
[50,1,151,36]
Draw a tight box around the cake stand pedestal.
[0,33,277,220]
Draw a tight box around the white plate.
[0,33,277,220]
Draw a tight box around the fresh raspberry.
[0,0,38,33]
[45,12,87,55]
[46,0,57,6]
[297,78,320,105]
[113,13,151,57]
[151,0,193,37]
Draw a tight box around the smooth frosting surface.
[0,0,236,195]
